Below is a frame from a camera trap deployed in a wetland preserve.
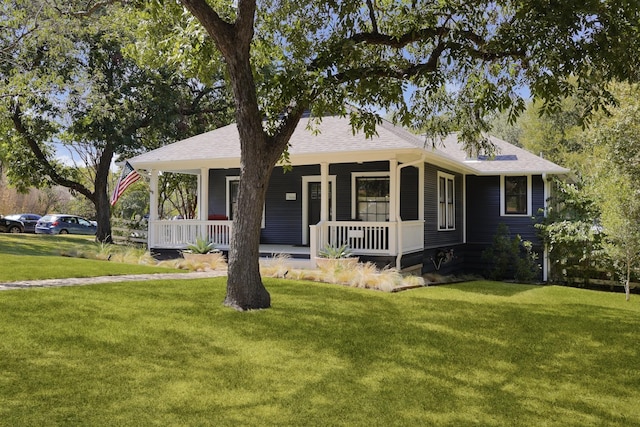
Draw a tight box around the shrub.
[184,236,218,254]
[482,223,540,282]
[318,243,352,259]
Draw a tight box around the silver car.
[35,214,97,235]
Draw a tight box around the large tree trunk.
[221,9,273,310]
[181,0,301,310]
[224,151,273,310]
[94,144,114,243]
[94,189,112,243]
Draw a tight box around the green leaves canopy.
[140,0,639,146]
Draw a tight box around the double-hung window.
[353,173,390,222]
[501,175,530,216]
[438,172,455,230]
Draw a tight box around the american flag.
[110,161,141,206]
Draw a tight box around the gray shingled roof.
[434,133,569,174]
[129,114,568,175]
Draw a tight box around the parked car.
[0,216,25,233]
[4,213,41,233]
[35,214,97,235]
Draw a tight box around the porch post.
[149,169,159,249]
[198,168,209,221]
[418,161,425,221]
[320,162,329,222]
[389,159,398,256]
[389,158,397,223]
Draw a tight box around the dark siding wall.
[209,165,320,245]
[400,166,419,221]
[423,164,464,248]
[466,174,544,245]
[208,168,239,217]
[464,174,545,277]
[264,165,320,244]
[465,175,499,244]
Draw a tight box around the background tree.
[588,83,640,300]
[157,174,198,219]
[0,2,233,242]
[535,178,605,285]
[111,179,150,221]
[596,174,640,301]
[134,0,640,310]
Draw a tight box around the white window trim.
[226,176,265,228]
[301,175,337,245]
[500,175,532,217]
[351,172,391,221]
[437,171,456,231]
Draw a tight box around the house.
[128,112,568,280]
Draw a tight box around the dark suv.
[4,214,41,233]
[0,216,24,233]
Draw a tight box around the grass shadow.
[441,280,539,296]
[0,234,96,256]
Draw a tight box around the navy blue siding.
[423,164,464,248]
[208,168,239,217]
[466,175,544,245]
[263,165,320,244]
[209,165,319,245]
[463,174,545,278]
[400,166,419,221]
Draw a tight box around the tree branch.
[179,0,237,57]
[268,104,308,164]
[10,101,94,200]
[365,0,378,34]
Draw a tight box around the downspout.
[396,154,427,270]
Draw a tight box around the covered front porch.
[131,114,435,270]
[144,155,426,269]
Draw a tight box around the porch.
[148,219,424,267]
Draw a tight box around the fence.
[111,219,148,246]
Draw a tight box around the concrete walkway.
[0,270,227,291]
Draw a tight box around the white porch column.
[149,169,159,248]
[418,161,425,221]
[389,158,398,256]
[320,162,329,222]
[389,158,398,223]
[462,173,467,244]
[199,168,209,221]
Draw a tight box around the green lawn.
[0,234,183,281]
[1,269,639,425]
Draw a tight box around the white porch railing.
[149,219,424,260]
[398,220,424,253]
[310,220,424,259]
[150,220,232,249]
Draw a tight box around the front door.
[307,181,332,243]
